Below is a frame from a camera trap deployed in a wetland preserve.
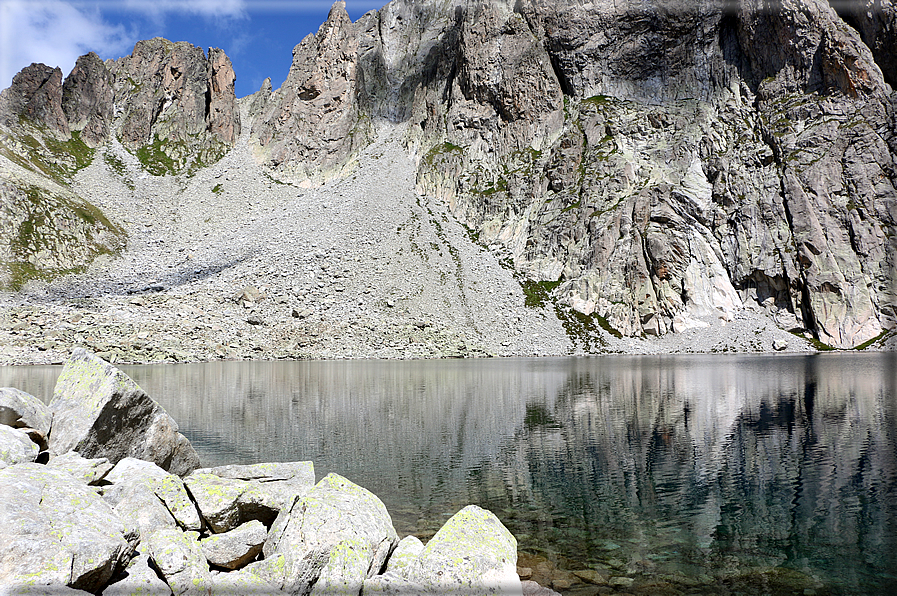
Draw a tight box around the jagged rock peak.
[249,1,371,183]
[1,38,241,162]
[0,63,69,137]
[62,52,114,147]
[110,37,241,151]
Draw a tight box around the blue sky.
[0,0,387,97]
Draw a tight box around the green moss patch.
[2,184,125,290]
[521,279,562,309]
[854,329,890,350]
[555,305,610,350]
[133,134,229,177]
[423,141,463,167]
[0,129,94,185]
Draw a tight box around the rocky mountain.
[1,0,895,358]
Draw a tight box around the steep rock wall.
[1,0,894,349]
[400,0,896,348]
[109,39,241,174]
[248,2,371,183]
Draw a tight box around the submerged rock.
[47,348,200,475]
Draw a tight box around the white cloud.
[120,0,247,22]
[0,0,135,90]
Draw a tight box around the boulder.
[194,461,315,512]
[184,462,314,533]
[103,458,202,535]
[47,349,200,475]
[101,553,172,596]
[241,553,291,589]
[17,428,48,455]
[404,505,521,595]
[46,451,114,485]
[183,473,260,533]
[209,568,286,595]
[521,580,562,595]
[144,528,211,596]
[0,387,52,436]
[0,426,38,468]
[1,585,94,595]
[363,571,428,595]
[200,520,266,570]
[0,464,134,592]
[384,535,424,576]
[263,472,398,595]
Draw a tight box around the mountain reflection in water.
[3,353,895,594]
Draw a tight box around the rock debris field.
[0,349,557,595]
[0,112,820,366]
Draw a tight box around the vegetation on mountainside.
[2,184,124,290]
[0,123,94,185]
[133,134,228,176]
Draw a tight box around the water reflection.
[2,354,895,594]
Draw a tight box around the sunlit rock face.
[108,38,241,170]
[247,0,894,347]
[2,0,896,347]
[0,39,240,289]
[403,0,896,347]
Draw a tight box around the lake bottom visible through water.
[3,353,895,595]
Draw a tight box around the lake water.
[3,354,896,595]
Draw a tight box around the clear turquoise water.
[4,353,895,595]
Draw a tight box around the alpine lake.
[3,353,895,595]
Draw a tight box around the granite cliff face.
[311,0,894,349]
[110,39,241,172]
[249,3,371,183]
[1,0,895,352]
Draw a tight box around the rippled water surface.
[3,354,896,595]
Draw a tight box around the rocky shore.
[0,349,552,595]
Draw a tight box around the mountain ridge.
[1,0,895,361]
